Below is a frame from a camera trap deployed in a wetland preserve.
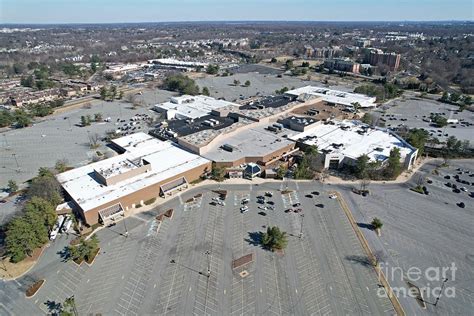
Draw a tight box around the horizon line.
[1,19,473,26]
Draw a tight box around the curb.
[334,191,406,316]
[1,245,48,281]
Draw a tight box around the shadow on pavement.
[44,300,62,314]
[56,246,71,262]
[345,254,372,267]
[245,231,264,248]
[357,222,374,231]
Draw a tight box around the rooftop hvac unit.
[165,130,178,138]
[221,144,235,152]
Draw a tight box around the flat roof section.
[154,95,240,120]
[202,122,298,164]
[240,95,294,110]
[57,133,210,213]
[151,115,237,142]
[216,98,306,122]
[178,117,254,148]
[290,120,416,163]
[278,115,319,131]
[286,85,377,108]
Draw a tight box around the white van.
[50,215,65,240]
[62,216,73,233]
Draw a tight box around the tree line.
[0,99,66,128]
[3,167,65,263]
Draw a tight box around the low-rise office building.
[57,133,211,225]
[290,120,417,170]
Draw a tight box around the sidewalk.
[125,157,437,218]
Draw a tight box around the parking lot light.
[434,278,449,307]
[299,214,305,239]
[205,250,211,277]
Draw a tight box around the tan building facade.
[80,162,210,225]
[57,133,211,226]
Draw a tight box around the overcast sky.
[1,0,473,24]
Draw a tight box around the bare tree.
[371,250,387,285]
[360,178,371,191]
[319,169,329,183]
[415,175,424,187]
[88,133,100,149]
[125,93,137,104]
[372,250,387,266]
[82,102,92,109]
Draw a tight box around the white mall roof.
[202,122,297,163]
[290,120,415,163]
[286,86,377,108]
[149,58,209,67]
[154,95,239,120]
[57,133,210,212]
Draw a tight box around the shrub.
[144,198,156,205]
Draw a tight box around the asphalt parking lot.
[342,159,474,315]
[5,183,393,315]
[0,89,175,189]
[195,72,356,103]
[372,97,474,143]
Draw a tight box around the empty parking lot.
[8,183,393,315]
[342,159,474,315]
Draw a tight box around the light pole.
[282,176,288,191]
[3,134,10,150]
[434,278,449,307]
[122,213,128,238]
[299,214,304,239]
[205,250,211,278]
[12,153,20,172]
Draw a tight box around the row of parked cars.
[439,167,473,208]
